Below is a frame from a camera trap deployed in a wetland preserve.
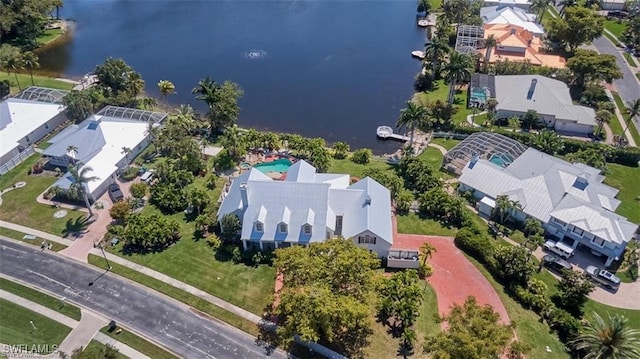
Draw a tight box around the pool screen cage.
[443,132,528,175]
[455,25,484,55]
[13,87,69,104]
[97,106,168,124]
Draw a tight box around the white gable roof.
[0,98,65,159]
[459,147,634,244]
[481,6,544,35]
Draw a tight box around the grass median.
[99,326,179,359]
[0,228,67,252]
[611,91,640,146]
[87,254,261,337]
[0,277,81,320]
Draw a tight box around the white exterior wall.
[599,0,626,9]
[553,120,593,135]
[351,230,392,258]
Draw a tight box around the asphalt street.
[0,239,287,359]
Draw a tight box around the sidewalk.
[0,221,263,325]
[605,88,637,147]
[0,289,149,359]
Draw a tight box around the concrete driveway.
[0,238,286,359]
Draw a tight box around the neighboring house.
[483,0,532,10]
[481,6,544,36]
[599,0,626,10]
[217,160,393,257]
[481,24,566,68]
[459,147,638,267]
[470,74,596,135]
[0,87,68,171]
[43,106,167,201]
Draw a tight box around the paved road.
[592,36,640,131]
[0,239,286,359]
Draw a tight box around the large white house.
[470,74,596,135]
[481,6,544,36]
[217,160,394,257]
[0,87,68,173]
[459,147,638,267]
[43,106,167,201]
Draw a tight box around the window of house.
[572,226,584,236]
[279,223,287,233]
[255,222,263,232]
[553,217,566,226]
[357,235,376,245]
[45,123,49,130]
[303,224,312,235]
[24,135,30,143]
[591,237,605,247]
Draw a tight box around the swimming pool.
[489,153,514,168]
[470,88,487,104]
[254,158,292,173]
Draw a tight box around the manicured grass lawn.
[0,298,71,353]
[329,157,394,178]
[0,73,73,95]
[0,154,87,237]
[100,326,178,359]
[611,91,640,146]
[603,163,640,223]
[418,147,454,180]
[429,138,460,150]
[87,254,260,336]
[81,340,128,359]
[0,227,67,251]
[36,28,64,46]
[414,81,472,127]
[604,20,628,39]
[464,256,569,358]
[0,278,81,320]
[396,213,457,237]
[624,52,638,67]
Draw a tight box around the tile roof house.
[481,6,544,36]
[0,87,68,173]
[217,160,393,257]
[43,106,167,201]
[459,147,638,267]
[481,24,566,68]
[471,74,596,135]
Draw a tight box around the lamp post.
[100,246,112,271]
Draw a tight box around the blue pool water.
[489,153,514,168]
[254,158,292,173]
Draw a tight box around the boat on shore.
[411,50,425,59]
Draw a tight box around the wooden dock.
[376,126,410,141]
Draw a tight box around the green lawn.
[0,227,67,251]
[611,91,640,146]
[328,157,394,178]
[81,340,128,359]
[464,256,569,358]
[603,163,640,223]
[0,154,88,237]
[429,138,460,150]
[0,73,73,95]
[418,146,454,179]
[99,326,178,359]
[0,298,71,353]
[0,278,81,320]
[36,28,64,46]
[396,213,458,237]
[414,81,472,127]
[87,254,260,336]
[604,20,628,39]
[623,52,638,67]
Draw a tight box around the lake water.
[38,0,425,152]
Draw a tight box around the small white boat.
[417,19,430,27]
[377,126,393,138]
[411,50,425,59]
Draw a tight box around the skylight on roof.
[87,121,100,130]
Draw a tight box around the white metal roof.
[481,6,544,35]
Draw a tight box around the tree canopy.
[272,239,380,356]
[123,212,181,252]
[566,49,622,88]
[547,7,604,52]
[0,0,60,48]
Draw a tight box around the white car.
[543,240,574,259]
[585,266,620,290]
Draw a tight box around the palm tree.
[52,0,63,19]
[486,98,499,114]
[66,145,78,165]
[444,52,473,105]
[219,124,246,161]
[530,0,550,23]
[397,101,429,149]
[484,35,497,65]
[5,52,24,91]
[157,80,175,103]
[533,129,563,154]
[22,51,39,87]
[424,36,450,80]
[121,146,132,165]
[192,77,218,133]
[622,99,640,139]
[595,109,612,136]
[68,162,99,219]
[570,312,640,359]
[126,72,145,97]
[495,195,522,224]
[559,0,577,17]
[145,120,160,154]
[419,242,437,266]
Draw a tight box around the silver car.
[585,265,620,290]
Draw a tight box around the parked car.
[542,254,573,273]
[140,169,155,183]
[543,240,574,259]
[585,266,620,290]
[108,183,124,202]
[606,10,628,19]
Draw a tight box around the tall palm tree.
[145,120,160,154]
[192,77,218,133]
[22,51,39,87]
[595,109,612,136]
[559,0,577,17]
[530,0,550,23]
[121,146,132,166]
[52,0,63,19]
[219,124,246,161]
[5,52,24,91]
[66,145,78,165]
[419,242,436,266]
[397,101,429,149]
[622,99,640,139]
[68,162,99,219]
[126,72,145,97]
[157,80,175,103]
[444,52,473,105]
[495,195,522,224]
[484,35,497,64]
[424,36,450,80]
[570,312,640,359]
